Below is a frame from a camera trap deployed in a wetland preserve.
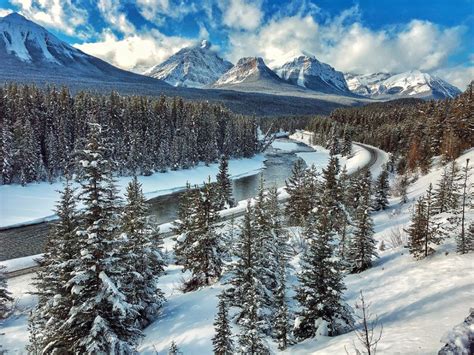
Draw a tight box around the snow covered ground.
[2,148,472,354]
[0,155,266,228]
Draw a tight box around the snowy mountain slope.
[345,71,461,99]
[274,54,351,95]
[0,13,169,87]
[212,57,284,87]
[211,57,364,106]
[143,40,233,88]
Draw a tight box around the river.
[147,138,314,224]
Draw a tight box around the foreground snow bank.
[0,155,266,228]
[0,254,42,272]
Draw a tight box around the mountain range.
[0,12,463,116]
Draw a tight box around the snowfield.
[1,147,472,354]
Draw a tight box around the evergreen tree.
[406,184,443,259]
[179,179,224,290]
[452,159,473,254]
[64,122,141,353]
[341,127,352,157]
[373,167,390,211]
[1,122,14,184]
[347,172,377,273]
[294,210,353,340]
[226,202,267,327]
[399,173,409,205]
[0,265,13,319]
[173,182,199,264]
[28,179,79,353]
[273,259,289,350]
[168,341,180,355]
[285,159,309,225]
[212,295,234,355]
[216,155,235,209]
[433,162,458,214]
[119,177,166,327]
[237,282,270,355]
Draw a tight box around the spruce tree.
[119,176,166,327]
[212,295,234,355]
[453,159,473,254]
[179,179,224,290]
[347,172,377,273]
[273,259,289,350]
[285,159,309,225]
[0,265,13,319]
[399,173,409,205]
[406,184,443,259]
[294,210,353,340]
[168,341,180,355]
[28,179,79,353]
[237,281,270,354]
[373,167,390,211]
[227,202,267,327]
[433,161,458,214]
[341,127,352,157]
[64,122,140,353]
[173,182,199,264]
[216,155,235,209]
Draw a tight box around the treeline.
[306,85,473,173]
[258,115,313,135]
[0,84,258,185]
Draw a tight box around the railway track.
[2,143,380,277]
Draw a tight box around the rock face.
[274,55,350,94]
[0,12,169,87]
[345,71,461,99]
[143,40,233,88]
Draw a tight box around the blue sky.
[0,0,473,88]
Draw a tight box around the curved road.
[2,142,380,276]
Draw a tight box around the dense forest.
[307,84,473,173]
[0,84,259,185]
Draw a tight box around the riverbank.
[0,154,266,229]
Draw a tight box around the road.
[2,142,380,276]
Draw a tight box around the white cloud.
[0,8,13,17]
[136,0,197,23]
[220,0,263,31]
[97,0,135,34]
[225,7,466,84]
[74,30,194,72]
[435,66,474,91]
[11,0,89,37]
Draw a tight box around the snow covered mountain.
[143,40,233,88]
[212,56,284,88]
[0,12,168,88]
[345,71,461,99]
[274,54,351,94]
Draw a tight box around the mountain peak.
[200,39,211,49]
[274,54,350,94]
[143,41,233,88]
[345,71,461,99]
[213,56,282,87]
[2,12,28,22]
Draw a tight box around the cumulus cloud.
[97,0,135,34]
[0,8,13,17]
[225,6,467,83]
[435,66,474,91]
[135,0,197,24]
[74,30,193,72]
[10,0,90,37]
[219,0,263,31]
